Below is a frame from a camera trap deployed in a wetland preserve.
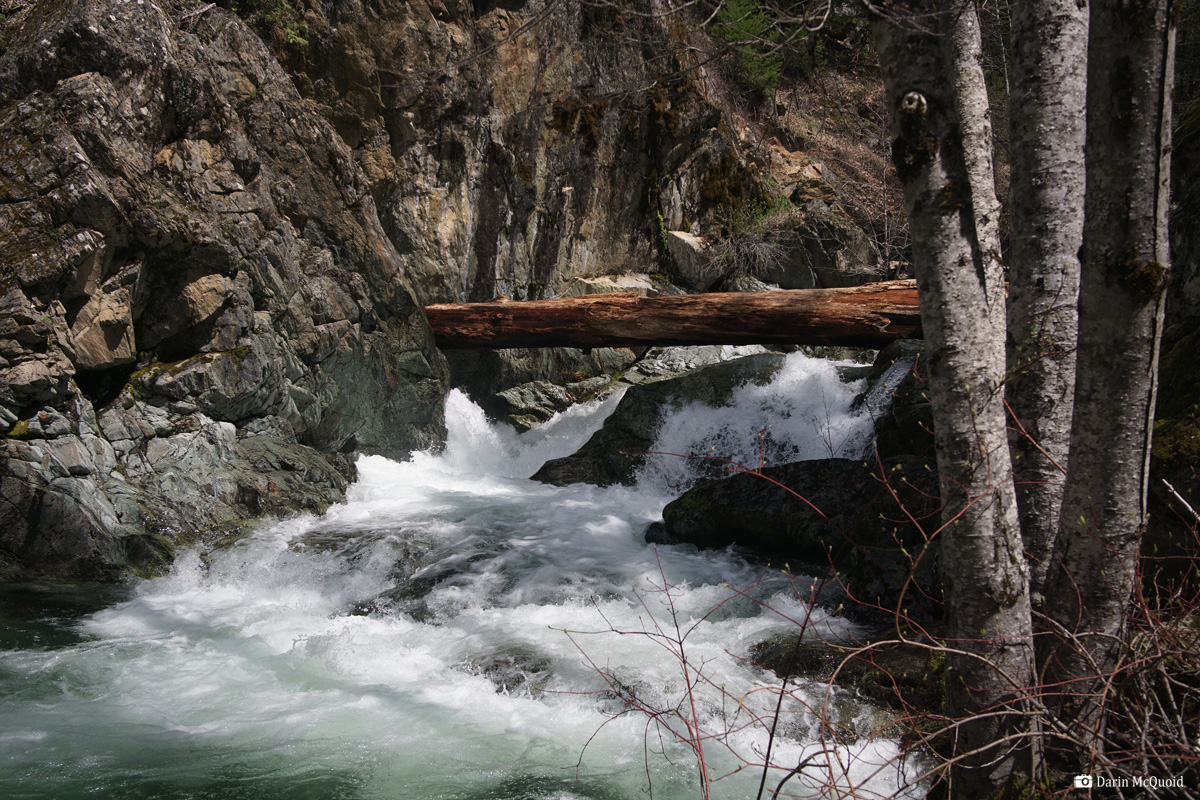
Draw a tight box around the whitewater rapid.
[0,352,924,799]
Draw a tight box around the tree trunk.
[875,3,1035,793]
[1005,0,1088,606]
[423,281,921,349]
[1042,0,1175,748]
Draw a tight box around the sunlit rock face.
[276,0,881,396]
[0,0,447,579]
[281,0,734,304]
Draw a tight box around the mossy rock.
[750,631,948,738]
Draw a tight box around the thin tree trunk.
[875,3,1035,793]
[1042,0,1175,749]
[1005,0,1088,606]
[423,282,921,349]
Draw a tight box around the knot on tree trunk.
[893,90,940,183]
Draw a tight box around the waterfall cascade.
[0,352,925,799]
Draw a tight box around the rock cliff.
[258,0,882,404]
[272,0,742,303]
[0,0,880,580]
[1,0,447,579]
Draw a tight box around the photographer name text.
[1075,775,1185,790]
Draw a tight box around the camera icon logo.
[1074,775,1094,788]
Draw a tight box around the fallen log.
[424,280,921,350]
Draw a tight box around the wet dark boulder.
[648,455,943,619]
[855,340,933,461]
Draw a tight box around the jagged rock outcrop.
[0,0,447,580]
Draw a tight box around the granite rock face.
[269,0,879,403]
[267,0,762,403]
[278,0,747,304]
[0,0,447,580]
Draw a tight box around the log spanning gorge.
[425,281,922,349]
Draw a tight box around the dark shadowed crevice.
[471,0,526,19]
[75,363,137,411]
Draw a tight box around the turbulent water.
[0,353,925,800]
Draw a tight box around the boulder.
[620,345,775,386]
[494,380,578,432]
[69,286,136,370]
[559,274,658,297]
[445,346,641,426]
[647,455,943,619]
[474,344,771,433]
[749,632,947,733]
[856,340,934,460]
[712,273,780,293]
[665,231,714,290]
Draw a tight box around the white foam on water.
[0,357,926,799]
[642,353,876,493]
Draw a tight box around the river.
[0,352,924,799]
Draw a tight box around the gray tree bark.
[875,3,1036,793]
[1005,0,1088,606]
[1042,0,1175,743]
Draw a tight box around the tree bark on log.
[424,281,921,350]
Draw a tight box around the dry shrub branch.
[566,392,1199,798]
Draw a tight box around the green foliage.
[704,197,796,280]
[655,209,668,248]
[712,196,793,237]
[698,151,759,210]
[712,0,782,102]
[235,0,309,47]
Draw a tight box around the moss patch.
[1116,247,1168,299]
[127,345,255,394]
[699,151,759,210]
